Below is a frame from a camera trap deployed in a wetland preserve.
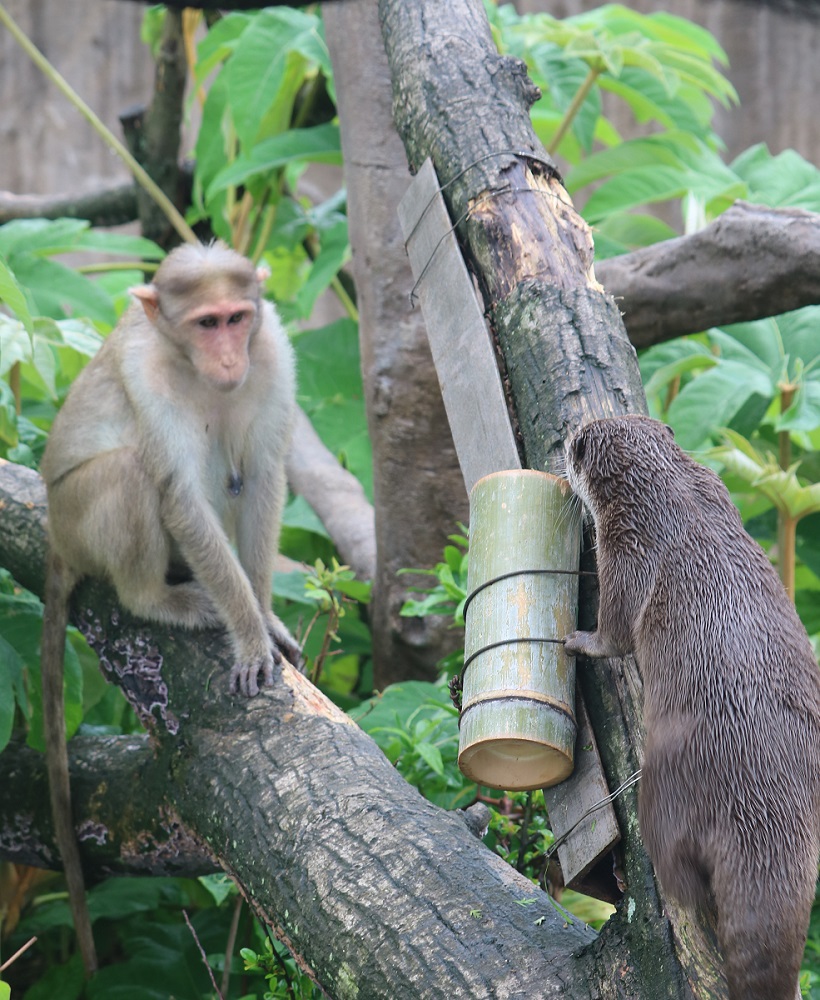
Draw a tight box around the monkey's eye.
[228,312,246,326]
[198,315,219,330]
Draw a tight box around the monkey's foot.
[265,615,305,674]
[229,653,275,698]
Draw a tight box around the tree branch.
[0,736,217,878]
[0,186,138,227]
[596,200,820,347]
[0,460,602,997]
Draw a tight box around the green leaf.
[415,740,445,777]
[642,350,716,401]
[711,318,785,375]
[294,219,350,318]
[70,230,164,259]
[198,873,237,906]
[711,432,820,521]
[207,123,342,198]
[225,7,328,147]
[776,381,820,433]
[0,253,34,333]
[11,255,117,326]
[667,361,774,449]
[731,144,820,211]
[567,132,699,192]
[0,636,23,752]
[0,314,32,375]
[582,165,689,222]
[194,11,251,84]
[0,218,89,257]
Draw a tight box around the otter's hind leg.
[711,849,812,1000]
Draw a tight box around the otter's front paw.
[563,630,596,656]
[563,630,620,658]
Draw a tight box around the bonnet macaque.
[40,241,301,973]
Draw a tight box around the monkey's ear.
[130,284,161,324]
[255,265,271,286]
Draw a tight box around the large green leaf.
[225,7,328,148]
[0,218,89,257]
[294,219,350,319]
[0,253,33,332]
[567,132,700,192]
[10,256,117,326]
[291,318,371,498]
[667,360,774,449]
[731,144,820,211]
[206,123,342,198]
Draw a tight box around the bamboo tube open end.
[458,735,574,792]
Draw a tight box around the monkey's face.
[181,301,259,391]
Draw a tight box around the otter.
[562,415,820,1000]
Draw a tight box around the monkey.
[39,240,301,975]
[562,415,820,1000]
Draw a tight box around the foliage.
[240,940,322,999]
[487,1,740,254]
[352,679,474,809]
[190,5,351,330]
[399,530,468,624]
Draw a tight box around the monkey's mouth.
[208,371,248,392]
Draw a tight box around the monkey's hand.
[563,630,622,659]
[265,612,305,675]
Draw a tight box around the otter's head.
[565,416,679,523]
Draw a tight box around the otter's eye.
[663,423,675,440]
[572,435,586,463]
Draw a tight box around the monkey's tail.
[42,551,98,976]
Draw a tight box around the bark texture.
[0,736,217,878]
[380,0,646,470]
[325,0,468,687]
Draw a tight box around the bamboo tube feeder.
[458,470,580,792]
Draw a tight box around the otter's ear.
[663,423,675,440]
[570,433,586,463]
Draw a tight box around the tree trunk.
[324,0,469,686]
[378,0,725,995]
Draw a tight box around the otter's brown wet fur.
[563,415,820,1000]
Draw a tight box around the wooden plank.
[398,158,620,888]
[397,158,521,493]
[547,692,621,885]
